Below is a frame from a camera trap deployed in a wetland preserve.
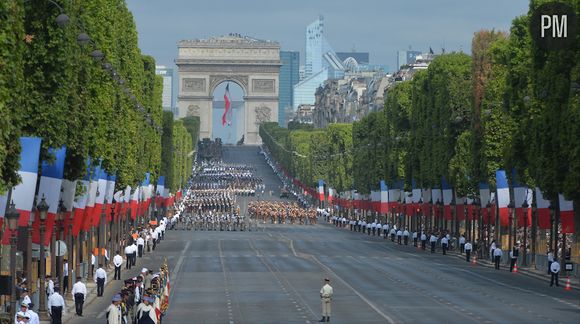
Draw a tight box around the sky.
[126,0,530,72]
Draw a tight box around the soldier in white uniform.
[319,278,333,322]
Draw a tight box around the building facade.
[155,65,175,114]
[336,52,370,65]
[396,50,422,70]
[279,51,300,127]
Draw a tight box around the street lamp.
[55,13,70,27]
[56,200,65,292]
[37,196,49,320]
[5,202,19,320]
[522,199,529,266]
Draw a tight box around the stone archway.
[176,35,281,144]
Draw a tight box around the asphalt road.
[69,146,580,324]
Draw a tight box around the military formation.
[249,201,317,225]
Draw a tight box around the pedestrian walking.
[137,235,145,258]
[131,242,138,266]
[493,246,503,270]
[490,240,496,261]
[62,259,69,295]
[509,247,518,272]
[403,229,410,245]
[113,251,123,280]
[71,277,86,316]
[464,241,472,262]
[441,235,448,255]
[47,287,65,324]
[382,223,388,239]
[420,232,427,250]
[319,278,333,322]
[95,264,107,297]
[412,231,418,247]
[550,260,560,287]
[397,229,403,245]
[390,228,396,242]
[124,244,133,270]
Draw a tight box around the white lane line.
[310,256,397,324]
[169,240,191,302]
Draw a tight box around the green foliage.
[160,112,174,191]
[182,116,201,146]
[0,0,24,193]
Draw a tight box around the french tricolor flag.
[130,186,140,220]
[2,137,42,245]
[318,180,324,202]
[495,170,510,226]
[412,186,421,215]
[404,191,413,216]
[455,194,466,221]
[123,185,132,219]
[442,178,453,220]
[328,188,334,204]
[431,188,442,218]
[559,194,574,234]
[421,189,431,216]
[156,176,165,206]
[536,188,551,229]
[13,137,42,228]
[379,180,389,214]
[388,185,400,213]
[513,178,532,227]
[105,174,116,223]
[72,172,89,237]
[370,190,379,212]
[34,146,67,246]
[93,168,108,227]
[83,163,100,231]
[61,179,76,237]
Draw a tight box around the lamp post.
[5,202,20,320]
[450,197,456,237]
[507,200,515,250]
[56,200,65,294]
[522,199,529,266]
[37,196,49,320]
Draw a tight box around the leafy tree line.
[260,0,578,233]
[0,0,196,195]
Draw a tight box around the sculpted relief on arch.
[209,75,249,93]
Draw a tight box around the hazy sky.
[126,0,529,72]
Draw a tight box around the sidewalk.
[328,221,579,290]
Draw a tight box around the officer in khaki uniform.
[319,278,333,322]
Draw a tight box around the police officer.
[464,241,473,262]
[459,234,466,253]
[420,232,427,250]
[493,246,503,270]
[429,233,437,253]
[319,278,333,322]
[403,228,410,245]
[441,235,448,255]
[549,259,560,287]
[396,229,403,245]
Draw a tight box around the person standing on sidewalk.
[137,235,145,258]
[396,229,403,245]
[403,228,410,245]
[319,278,333,322]
[113,251,123,280]
[464,241,472,262]
[441,235,448,255]
[550,260,560,287]
[62,259,69,295]
[547,250,554,275]
[430,233,437,253]
[47,287,66,324]
[124,244,133,270]
[459,235,465,254]
[71,277,86,316]
[412,230,418,247]
[490,240,496,262]
[421,232,427,250]
[131,241,138,266]
[493,246,503,270]
[509,246,519,272]
[95,264,107,297]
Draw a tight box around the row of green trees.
[0,0,196,192]
[160,113,199,191]
[260,0,578,225]
[260,122,353,192]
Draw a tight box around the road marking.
[310,256,398,324]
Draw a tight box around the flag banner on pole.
[455,194,466,221]
[442,178,453,220]
[93,168,108,227]
[105,174,116,223]
[156,176,165,206]
[328,188,334,204]
[370,190,379,213]
[222,83,231,126]
[113,190,123,221]
[466,197,474,220]
[123,186,132,219]
[559,194,574,234]
[2,137,42,245]
[33,146,66,246]
[83,161,100,231]
[431,188,441,218]
[13,137,42,227]
[412,186,421,215]
[535,188,551,229]
[61,180,76,237]
[479,183,490,208]
[513,174,532,227]
[72,165,90,237]
[495,170,510,226]
[388,184,399,213]
[318,180,324,202]
[0,192,7,228]
[421,189,430,216]
[404,191,413,216]
[130,187,140,220]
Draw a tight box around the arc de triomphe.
[175,35,281,144]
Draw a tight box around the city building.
[279,51,300,127]
[396,50,422,70]
[336,52,370,65]
[293,15,345,109]
[155,65,176,115]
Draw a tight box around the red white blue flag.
[222,83,231,126]
[495,170,510,226]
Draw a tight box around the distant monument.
[176,34,281,144]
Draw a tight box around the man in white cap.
[16,302,38,324]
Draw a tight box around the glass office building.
[279,51,300,127]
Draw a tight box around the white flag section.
[412,188,421,203]
[0,193,7,219]
[61,180,77,212]
[479,183,490,208]
[124,186,132,203]
[12,137,42,227]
